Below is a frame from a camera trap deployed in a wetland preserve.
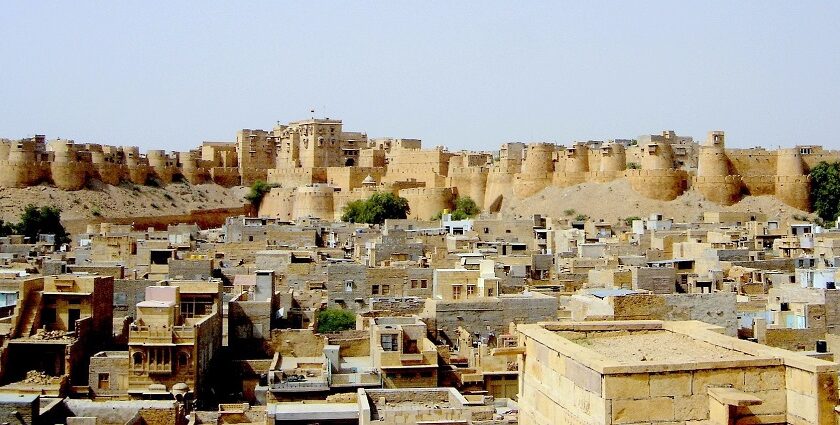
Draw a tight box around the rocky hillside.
[0,181,249,223]
[501,179,814,224]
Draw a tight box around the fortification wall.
[693,175,744,206]
[381,169,445,188]
[178,152,208,185]
[446,166,488,207]
[695,141,743,205]
[399,187,454,220]
[520,143,555,175]
[259,187,296,220]
[775,175,811,211]
[325,166,385,191]
[147,150,180,184]
[0,160,50,187]
[551,171,588,188]
[267,167,325,187]
[626,169,688,201]
[293,185,337,220]
[558,144,590,173]
[484,169,515,212]
[209,167,241,187]
[64,206,248,234]
[640,142,676,170]
[599,143,626,173]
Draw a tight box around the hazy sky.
[2,2,839,152]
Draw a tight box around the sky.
[1,2,839,152]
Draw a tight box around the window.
[487,288,494,297]
[98,373,110,390]
[132,352,144,369]
[452,285,462,300]
[421,279,428,289]
[382,285,391,296]
[467,285,475,297]
[372,285,380,295]
[411,279,418,289]
[484,227,489,234]
[178,352,189,367]
[345,280,354,292]
[381,334,398,351]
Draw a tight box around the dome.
[362,175,376,185]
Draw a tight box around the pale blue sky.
[2,2,839,151]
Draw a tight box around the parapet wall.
[2,130,833,214]
[626,169,688,201]
[399,187,455,220]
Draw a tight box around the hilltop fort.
[2,119,836,220]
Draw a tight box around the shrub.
[435,196,481,220]
[245,180,275,210]
[624,216,641,226]
[574,214,589,221]
[341,192,410,224]
[563,209,576,216]
[317,308,356,333]
[627,162,641,170]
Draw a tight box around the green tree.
[317,308,356,333]
[810,161,840,223]
[15,204,70,247]
[341,192,410,224]
[434,196,481,220]
[0,220,14,237]
[244,180,275,210]
[627,162,641,170]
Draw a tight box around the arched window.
[132,352,144,368]
[178,352,190,367]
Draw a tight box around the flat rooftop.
[519,320,840,375]
[572,330,755,364]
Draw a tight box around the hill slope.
[500,179,812,223]
[0,181,249,223]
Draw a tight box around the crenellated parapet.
[4,123,835,216]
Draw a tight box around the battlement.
[3,123,836,215]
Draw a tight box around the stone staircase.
[17,291,41,337]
